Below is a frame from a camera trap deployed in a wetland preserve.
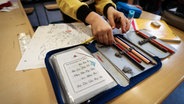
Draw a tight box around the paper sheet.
[16,23,92,71]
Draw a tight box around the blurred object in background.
[161,0,184,31]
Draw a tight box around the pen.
[82,37,94,44]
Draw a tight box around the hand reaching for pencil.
[85,7,130,45]
[107,7,130,33]
[85,12,114,45]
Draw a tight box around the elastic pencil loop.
[127,47,133,51]
[138,36,157,45]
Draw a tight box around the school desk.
[0,1,183,104]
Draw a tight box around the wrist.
[77,5,92,23]
[107,6,115,17]
[103,3,116,18]
[85,12,101,25]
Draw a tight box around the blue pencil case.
[45,30,175,104]
[116,2,142,18]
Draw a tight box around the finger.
[126,19,131,31]
[103,33,109,45]
[108,16,116,29]
[107,30,114,45]
[92,30,99,42]
[121,18,127,33]
[135,5,142,10]
[116,21,121,29]
[94,34,99,42]
[98,33,104,44]
[115,17,121,28]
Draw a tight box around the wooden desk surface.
[0,2,183,103]
[0,1,56,104]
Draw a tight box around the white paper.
[16,23,93,71]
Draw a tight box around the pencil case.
[116,2,142,18]
[45,30,175,104]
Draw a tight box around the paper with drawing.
[16,23,92,71]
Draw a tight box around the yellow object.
[82,37,94,44]
[134,18,181,42]
[56,0,116,21]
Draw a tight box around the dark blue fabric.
[45,10,64,24]
[27,11,40,27]
[45,39,162,104]
[35,3,49,25]
[84,41,98,53]
[45,55,64,104]
[22,3,40,27]
[43,1,64,24]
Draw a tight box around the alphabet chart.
[50,46,116,104]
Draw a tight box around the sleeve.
[95,0,116,17]
[56,0,92,22]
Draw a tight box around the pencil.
[115,37,151,64]
[135,30,165,52]
[114,42,142,63]
[82,37,94,44]
[113,42,145,70]
[135,30,175,54]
